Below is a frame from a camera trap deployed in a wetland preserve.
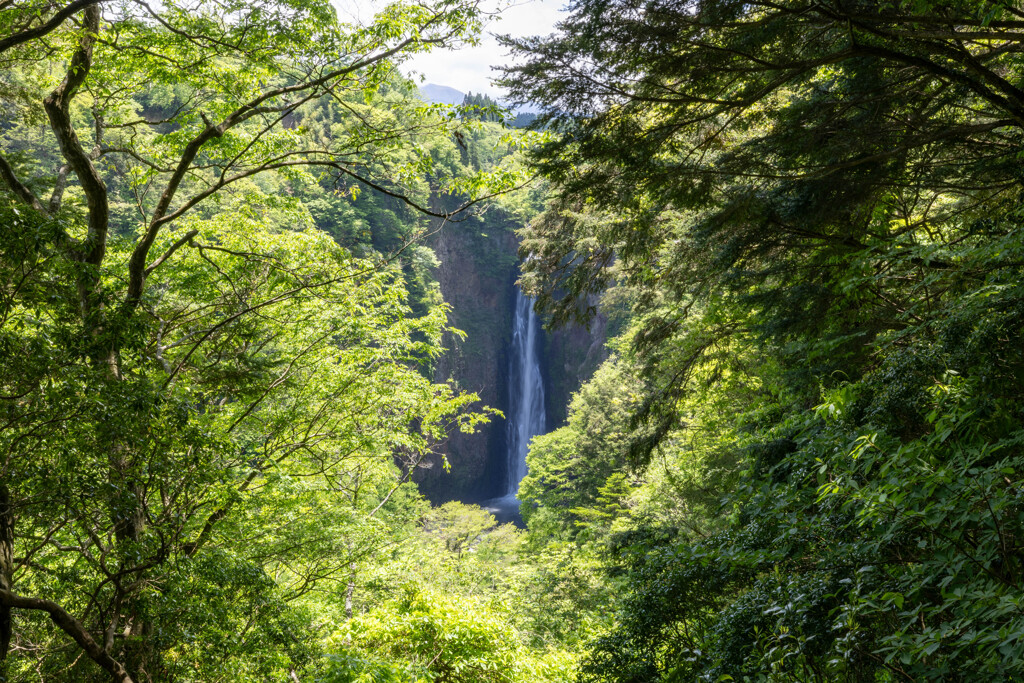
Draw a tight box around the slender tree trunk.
[0,483,14,678]
[109,439,150,680]
[344,564,355,620]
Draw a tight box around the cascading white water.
[505,288,546,496]
[482,286,545,524]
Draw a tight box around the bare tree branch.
[144,229,198,277]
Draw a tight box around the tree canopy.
[501,0,1024,679]
[7,0,1024,680]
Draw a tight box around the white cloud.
[333,0,567,98]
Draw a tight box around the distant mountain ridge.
[418,83,465,105]
[417,84,539,119]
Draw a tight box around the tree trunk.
[0,482,13,675]
[110,444,150,680]
[345,564,355,620]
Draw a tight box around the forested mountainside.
[3,0,1024,682]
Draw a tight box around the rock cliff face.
[415,215,606,502]
[544,313,608,426]
[415,217,518,502]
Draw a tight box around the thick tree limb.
[0,153,46,213]
[0,0,103,55]
[853,43,1024,125]
[840,14,1024,114]
[41,5,109,268]
[0,589,134,683]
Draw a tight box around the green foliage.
[330,586,519,683]
[461,92,504,124]
[328,501,586,683]
[21,0,1024,680]
[0,0,542,678]
[579,360,1024,681]
[519,361,643,538]
[502,0,1024,680]
[0,201,493,679]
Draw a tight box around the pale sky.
[333,0,568,98]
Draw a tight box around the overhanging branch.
[0,153,46,213]
[0,589,134,683]
[0,0,103,55]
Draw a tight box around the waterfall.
[482,285,545,524]
[505,287,546,496]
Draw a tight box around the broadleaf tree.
[0,0,508,680]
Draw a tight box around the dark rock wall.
[415,218,518,502]
[543,312,608,427]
